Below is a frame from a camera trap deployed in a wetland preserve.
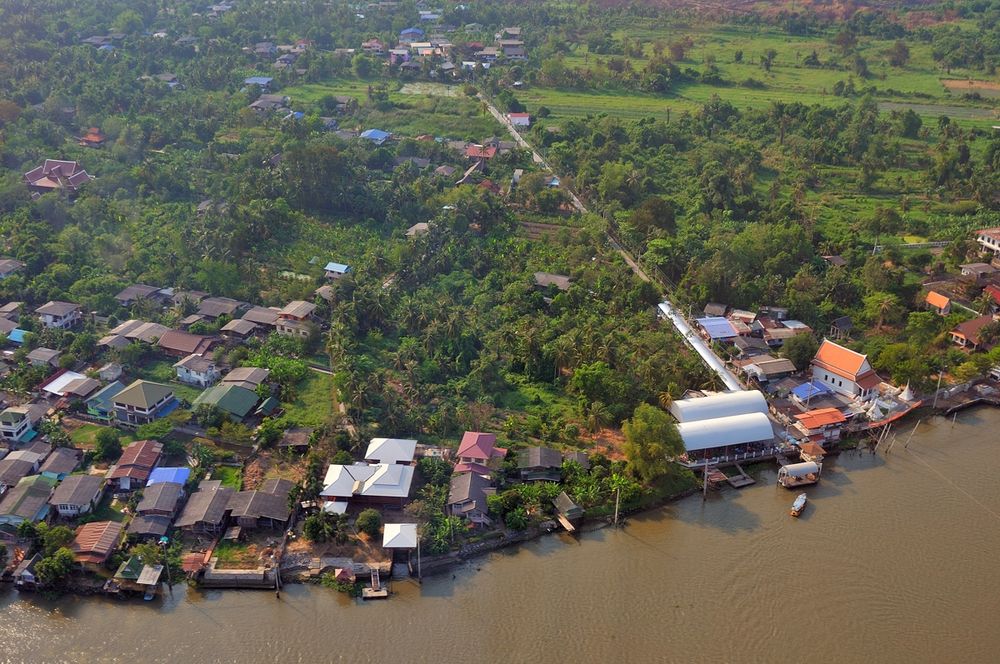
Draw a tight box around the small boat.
[790,493,807,517]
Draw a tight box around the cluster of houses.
[4,436,295,590]
[0,263,356,448]
[357,23,528,80]
[310,430,585,531]
[918,228,1000,352]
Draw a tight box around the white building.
[173,354,221,387]
[35,301,81,329]
[975,227,1000,257]
[810,339,880,400]
[364,438,417,465]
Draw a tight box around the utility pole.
[931,369,944,410]
[702,458,710,501]
[613,484,621,527]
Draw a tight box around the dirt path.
[478,90,739,388]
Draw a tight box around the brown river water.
[3,409,1000,663]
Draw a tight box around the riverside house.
[48,474,104,519]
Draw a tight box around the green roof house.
[193,384,259,421]
[112,380,177,426]
[0,475,57,526]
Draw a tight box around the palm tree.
[585,401,612,434]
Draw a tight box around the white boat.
[777,461,822,488]
[790,493,807,517]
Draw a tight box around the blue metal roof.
[400,27,424,36]
[695,317,738,340]
[146,467,191,487]
[790,381,830,401]
[360,128,390,143]
[244,76,273,86]
[324,261,350,273]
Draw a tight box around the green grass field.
[282,370,336,427]
[526,21,999,127]
[91,493,127,522]
[280,80,499,139]
[131,360,204,404]
[69,424,136,447]
[212,465,242,490]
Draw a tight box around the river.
[3,410,1000,663]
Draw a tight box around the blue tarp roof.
[324,261,350,273]
[695,316,738,340]
[146,467,191,487]
[7,329,26,344]
[360,128,390,143]
[791,381,831,401]
[400,27,424,35]
[244,76,273,86]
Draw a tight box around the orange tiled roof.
[795,407,847,429]
[811,340,869,380]
[926,291,950,310]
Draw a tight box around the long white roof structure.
[669,390,768,423]
[676,412,775,452]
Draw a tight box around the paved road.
[479,92,741,391]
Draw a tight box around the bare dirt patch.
[285,531,390,565]
[941,79,1000,99]
[398,82,458,97]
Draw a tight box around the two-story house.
[173,354,221,387]
[975,227,1000,258]
[35,301,81,329]
[112,380,177,426]
[275,300,316,339]
[0,406,39,443]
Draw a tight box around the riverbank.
[6,409,1000,663]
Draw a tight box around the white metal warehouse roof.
[669,390,768,423]
[677,412,775,452]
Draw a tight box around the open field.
[526,22,999,126]
[282,371,336,427]
[280,81,497,138]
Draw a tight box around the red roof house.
[950,315,997,350]
[105,439,163,491]
[72,521,124,568]
[464,145,497,161]
[457,432,507,466]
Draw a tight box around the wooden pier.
[726,463,756,488]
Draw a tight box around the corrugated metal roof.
[669,391,768,423]
[677,413,775,452]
